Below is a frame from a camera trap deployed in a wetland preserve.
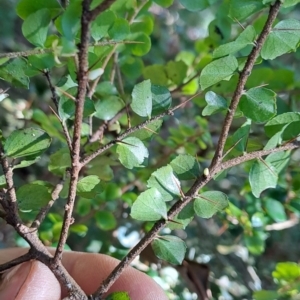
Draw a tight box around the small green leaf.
[105,291,130,300]
[77,175,102,198]
[4,128,51,159]
[70,224,88,236]
[94,96,125,120]
[143,65,168,86]
[229,0,264,20]
[91,10,116,42]
[273,262,300,283]
[244,230,266,255]
[17,183,52,211]
[264,198,287,222]
[147,165,181,201]
[200,55,238,90]
[127,33,151,56]
[131,79,152,118]
[152,236,186,265]
[249,159,278,198]
[58,96,75,122]
[22,9,51,47]
[116,137,148,169]
[151,85,172,115]
[202,91,228,116]
[95,211,117,231]
[225,119,251,156]
[108,18,130,41]
[261,19,300,60]
[265,112,300,138]
[61,0,81,40]
[213,26,256,58]
[266,151,290,174]
[0,58,29,88]
[165,60,188,85]
[170,154,200,180]
[13,156,41,169]
[17,0,61,19]
[168,203,195,229]
[239,87,276,123]
[179,0,209,11]
[194,191,229,218]
[130,188,167,221]
[48,148,71,176]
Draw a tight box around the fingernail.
[0,262,32,299]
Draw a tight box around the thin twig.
[31,179,65,229]
[89,0,117,21]
[0,48,52,59]
[210,1,282,170]
[54,0,91,264]
[44,70,73,151]
[0,251,33,272]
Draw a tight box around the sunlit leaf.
[130,188,167,221]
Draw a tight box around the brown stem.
[54,0,91,264]
[210,1,281,170]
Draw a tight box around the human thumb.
[0,260,61,300]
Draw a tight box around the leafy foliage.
[0,0,300,299]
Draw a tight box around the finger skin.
[0,248,167,300]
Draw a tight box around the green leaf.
[0,58,29,88]
[94,96,125,120]
[4,128,51,159]
[91,10,116,42]
[108,18,130,41]
[61,0,81,40]
[153,0,174,7]
[253,290,279,300]
[95,211,117,231]
[179,0,209,11]
[194,191,229,218]
[165,60,188,85]
[170,154,200,180]
[151,85,172,115]
[0,175,5,187]
[244,231,266,255]
[261,19,300,60]
[17,183,52,211]
[130,188,167,221]
[147,165,181,201]
[225,119,251,156]
[152,236,186,265]
[105,291,130,300]
[77,175,103,198]
[17,0,61,19]
[22,9,51,47]
[265,151,290,174]
[213,26,256,58]
[229,0,264,20]
[168,203,195,229]
[58,96,75,122]
[116,137,149,169]
[249,159,278,198]
[282,0,300,7]
[200,55,238,90]
[202,91,228,116]
[70,224,88,236]
[273,262,300,283]
[127,33,151,56]
[239,87,276,123]
[265,112,300,137]
[48,148,71,176]
[13,156,41,170]
[264,198,287,222]
[143,65,168,86]
[131,79,152,118]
